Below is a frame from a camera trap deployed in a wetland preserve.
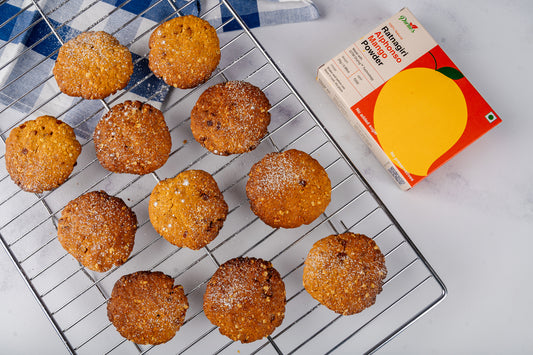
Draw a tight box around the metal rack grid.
[0,0,447,354]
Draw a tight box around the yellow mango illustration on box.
[374,67,468,176]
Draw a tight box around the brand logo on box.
[399,15,418,32]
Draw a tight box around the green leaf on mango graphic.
[436,67,464,80]
[374,60,467,177]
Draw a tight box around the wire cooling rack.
[0,0,447,354]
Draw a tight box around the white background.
[1,0,533,353]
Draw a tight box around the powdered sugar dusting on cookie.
[93,101,171,175]
[251,151,299,195]
[57,191,137,272]
[5,115,81,193]
[246,149,332,228]
[148,170,228,250]
[53,31,133,99]
[190,81,271,155]
[203,257,286,343]
[148,15,220,89]
[303,233,387,315]
[107,271,188,344]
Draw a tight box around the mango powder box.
[317,7,501,190]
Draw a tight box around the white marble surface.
[2,0,533,353]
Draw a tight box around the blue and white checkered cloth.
[0,0,318,137]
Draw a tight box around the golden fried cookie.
[203,257,286,343]
[107,271,189,345]
[303,233,387,315]
[149,170,228,250]
[5,115,81,193]
[58,191,137,272]
[94,101,172,175]
[246,149,331,228]
[191,81,271,155]
[53,31,133,99]
[148,15,220,89]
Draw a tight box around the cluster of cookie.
[105,234,387,345]
[4,15,388,347]
[52,16,221,100]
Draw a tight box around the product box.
[317,8,501,190]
